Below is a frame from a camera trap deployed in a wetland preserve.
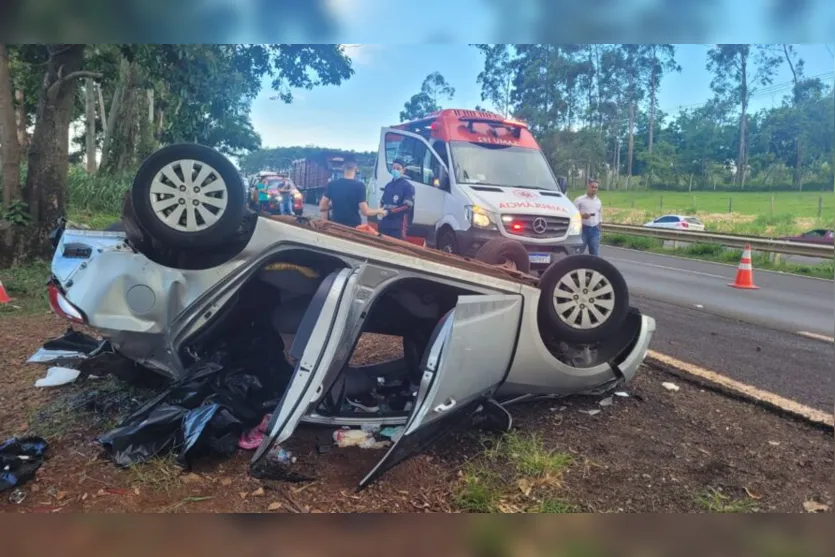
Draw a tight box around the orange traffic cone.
[729,244,759,290]
[0,279,11,304]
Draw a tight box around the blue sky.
[250,43,834,152]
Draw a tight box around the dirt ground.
[0,313,831,513]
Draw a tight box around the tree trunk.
[649,71,656,154]
[737,53,748,189]
[96,82,107,131]
[101,58,143,174]
[85,78,97,173]
[19,44,87,261]
[626,101,635,189]
[14,89,27,150]
[0,45,22,248]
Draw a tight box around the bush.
[67,166,134,215]
[685,243,724,256]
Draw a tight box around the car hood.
[462,185,577,217]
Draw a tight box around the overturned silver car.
[46,144,655,488]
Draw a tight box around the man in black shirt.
[319,159,383,226]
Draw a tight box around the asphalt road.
[302,205,833,409]
[601,246,834,338]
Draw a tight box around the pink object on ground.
[237,414,272,450]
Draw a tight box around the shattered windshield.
[449,142,559,190]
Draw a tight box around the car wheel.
[436,229,458,255]
[474,238,531,274]
[130,144,246,250]
[537,255,628,344]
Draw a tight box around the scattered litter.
[333,429,391,449]
[579,409,601,416]
[599,397,613,407]
[0,436,48,493]
[8,488,27,504]
[661,382,680,392]
[41,327,101,354]
[27,348,89,364]
[379,426,405,441]
[268,447,296,465]
[803,500,830,513]
[744,487,762,500]
[517,478,532,497]
[360,423,381,434]
[614,391,630,398]
[252,487,265,497]
[768,441,780,447]
[268,501,283,511]
[34,366,81,388]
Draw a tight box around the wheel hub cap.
[552,269,615,330]
[149,159,228,232]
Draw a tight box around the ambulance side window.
[384,132,443,188]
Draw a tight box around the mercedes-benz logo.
[532,217,548,234]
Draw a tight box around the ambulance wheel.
[537,255,628,344]
[474,238,531,274]
[436,228,459,255]
[130,143,246,250]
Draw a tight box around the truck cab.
[369,109,583,271]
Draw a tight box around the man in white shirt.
[574,179,603,256]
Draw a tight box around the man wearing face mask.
[377,158,415,240]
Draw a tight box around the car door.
[251,267,358,465]
[358,293,523,490]
[377,128,449,241]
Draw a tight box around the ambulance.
[369,109,584,270]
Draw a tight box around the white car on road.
[643,215,705,232]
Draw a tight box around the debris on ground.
[34,367,81,388]
[803,500,830,513]
[379,426,405,441]
[0,436,48,492]
[598,397,613,407]
[333,429,391,449]
[98,324,293,469]
[614,391,630,398]
[579,409,601,416]
[238,414,271,450]
[7,488,27,504]
[661,382,680,392]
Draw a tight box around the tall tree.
[618,44,650,189]
[472,44,515,117]
[645,44,680,153]
[707,44,782,188]
[400,72,455,122]
[0,45,22,246]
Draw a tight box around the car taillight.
[47,282,87,324]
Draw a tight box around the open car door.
[251,267,357,466]
[358,293,523,490]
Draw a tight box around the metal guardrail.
[604,224,835,259]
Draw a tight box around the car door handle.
[434,399,456,413]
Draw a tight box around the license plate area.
[528,253,551,264]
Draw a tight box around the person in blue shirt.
[378,159,415,240]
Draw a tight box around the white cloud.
[341,44,383,67]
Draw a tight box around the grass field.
[566,189,834,236]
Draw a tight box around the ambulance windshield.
[449,142,558,190]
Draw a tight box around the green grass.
[603,233,835,280]
[499,432,574,478]
[580,189,834,219]
[0,259,50,317]
[694,488,759,513]
[455,432,577,513]
[127,453,183,494]
[67,166,132,215]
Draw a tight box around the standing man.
[574,179,603,256]
[378,159,415,240]
[319,158,383,226]
[278,178,294,215]
[256,176,270,212]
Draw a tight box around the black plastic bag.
[0,436,48,492]
[42,327,100,354]
[178,404,243,467]
[99,404,186,467]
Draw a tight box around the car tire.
[474,238,531,274]
[130,143,246,250]
[537,255,629,344]
[436,228,458,255]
